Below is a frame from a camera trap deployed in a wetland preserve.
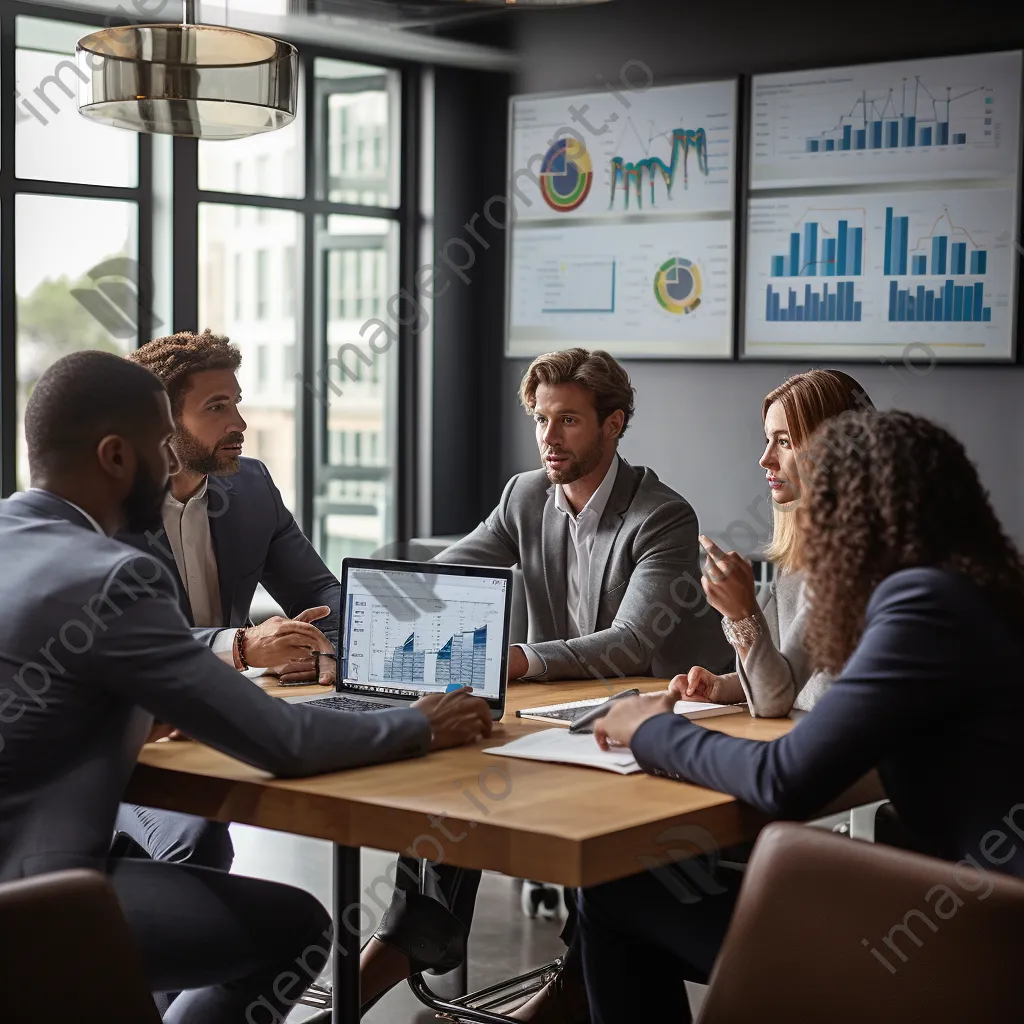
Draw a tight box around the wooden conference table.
[127,677,796,1023]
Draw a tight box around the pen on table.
[567,688,641,734]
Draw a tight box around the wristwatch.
[721,613,763,649]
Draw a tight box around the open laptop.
[285,557,513,721]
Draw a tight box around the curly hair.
[800,410,1024,672]
[519,348,636,437]
[127,329,241,416]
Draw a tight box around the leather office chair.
[697,821,1024,1022]
[0,868,161,1023]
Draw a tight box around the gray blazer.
[0,490,431,883]
[436,457,732,681]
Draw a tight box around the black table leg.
[333,843,361,1024]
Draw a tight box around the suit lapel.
[206,474,239,625]
[582,459,635,635]
[540,485,569,639]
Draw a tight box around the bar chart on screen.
[342,571,508,697]
[749,51,1022,188]
[744,188,1016,359]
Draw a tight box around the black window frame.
[0,1,421,553]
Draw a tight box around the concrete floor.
[229,824,570,1024]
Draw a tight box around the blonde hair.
[519,348,636,437]
[762,369,873,573]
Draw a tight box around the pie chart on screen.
[539,136,594,213]
[654,257,702,314]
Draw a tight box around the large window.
[3,13,150,494]
[317,215,398,569]
[1,6,412,565]
[199,204,302,510]
[15,195,138,488]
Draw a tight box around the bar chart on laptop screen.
[342,571,507,698]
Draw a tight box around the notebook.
[484,728,643,774]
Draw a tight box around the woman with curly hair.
[679,368,872,716]
[577,410,1024,1023]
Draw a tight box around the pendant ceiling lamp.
[76,1,298,141]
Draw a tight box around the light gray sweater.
[735,569,834,717]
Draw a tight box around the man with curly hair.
[114,329,340,885]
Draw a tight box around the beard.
[542,434,605,486]
[173,427,244,477]
[124,460,171,534]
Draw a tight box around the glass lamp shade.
[76,24,298,140]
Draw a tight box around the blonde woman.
[679,369,873,716]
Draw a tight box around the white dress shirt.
[519,458,619,679]
[162,479,234,657]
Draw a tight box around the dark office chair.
[697,821,1024,1022]
[0,868,161,1023]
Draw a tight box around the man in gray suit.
[360,348,732,1018]
[0,351,492,1023]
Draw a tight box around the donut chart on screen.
[654,257,702,314]
[539,137,593,212]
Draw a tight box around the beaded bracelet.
[234,628,250,670]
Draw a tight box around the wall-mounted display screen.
[742,50,1022,362]
[506,78,738,360]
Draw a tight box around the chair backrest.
[698,822,1024,1023]
[0,869,161,1023]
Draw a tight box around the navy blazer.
[120,458,340,651]
[632,567,1024,876]
[0,491,428,881]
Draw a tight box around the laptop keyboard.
[304,696,395,713]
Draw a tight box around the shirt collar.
[164,476,209,510]
[554,456,620,523]
[28,488,105,535]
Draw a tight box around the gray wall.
[490,0,1024,548]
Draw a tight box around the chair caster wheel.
[521,880,561,920]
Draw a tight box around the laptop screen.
[340,563,510,702]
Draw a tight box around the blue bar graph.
[800,91,973,153]
[766,281,862,322]
[888,279,991,323]
[771,219,863,277]
[884,207,988,277]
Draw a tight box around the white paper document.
[484,729,642,774]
